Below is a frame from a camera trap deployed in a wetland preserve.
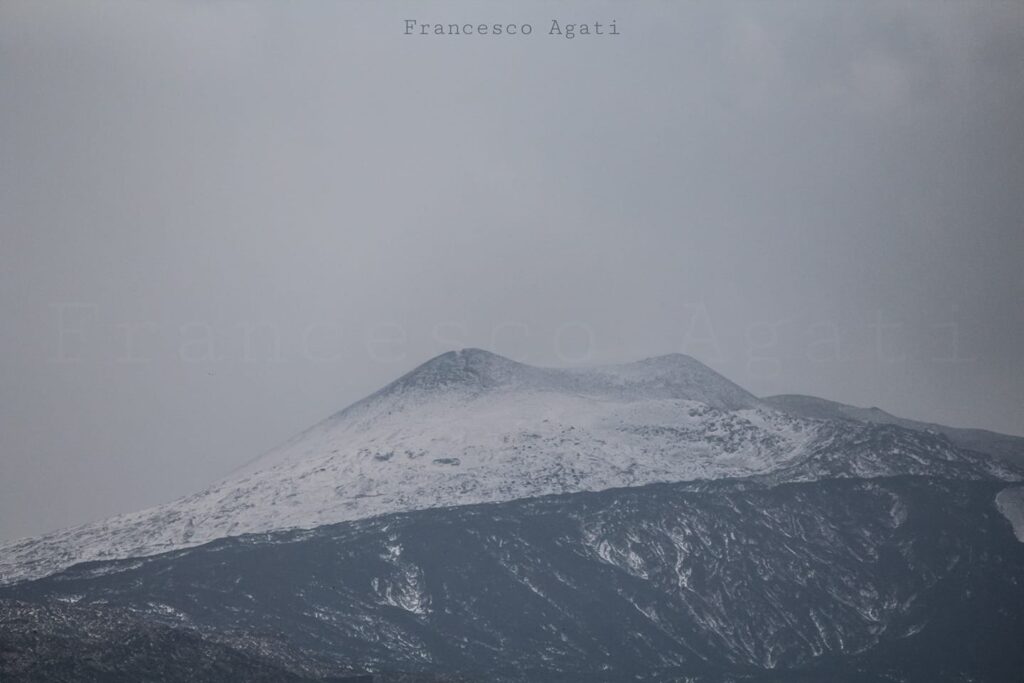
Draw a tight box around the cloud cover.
[1,0,1022,541]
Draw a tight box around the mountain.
[3,349,1024,681]
[764,394,1024,467]
[343,348,760,409]
[0,350,1018,585]
[3,477,1024,682]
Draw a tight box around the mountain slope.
[0,600,317,683]
[4,477,1023,682]
[764,394,1024,467]
[1,350,1017,586]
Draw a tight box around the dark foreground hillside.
[3,477,1023,682]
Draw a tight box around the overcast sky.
[1,0,1022,542]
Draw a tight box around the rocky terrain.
[3,477,1024,681]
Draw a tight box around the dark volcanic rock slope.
[4,477,1024,682]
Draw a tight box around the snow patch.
[996,487,1024,542]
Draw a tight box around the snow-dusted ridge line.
[764,393,1024,468]
[0,349,1017,585]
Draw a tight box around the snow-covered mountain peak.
[1,350,1016,586]
[576,353,758,409]
[346,349,758,416]
[377,348,538,394]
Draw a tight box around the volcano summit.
[1,349,1017,586]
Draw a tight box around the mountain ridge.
[764,393,1024,466]
[340,348,760,411]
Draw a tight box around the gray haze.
[1,0,1022,542]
